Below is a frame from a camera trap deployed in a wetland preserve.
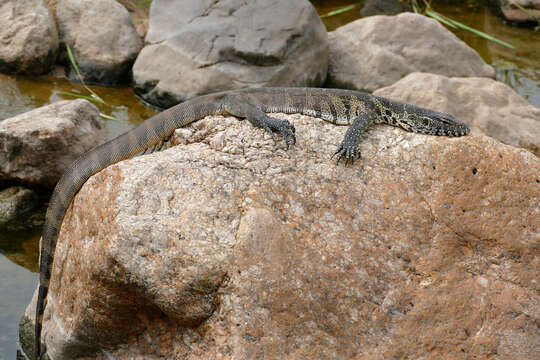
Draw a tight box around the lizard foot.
[260,116,296,149]
[331,144,361,166]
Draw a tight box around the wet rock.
[0,100,105,188]
[360,0,412,16]
[133,0,328,108]
[19,313,50,360]
[327,13,495,92]
[0,186,38,230]
[21,112,538,359]
[488,0,540,26]
[0,0,58,75]
[374,72,540,156]
[56,0,143,85]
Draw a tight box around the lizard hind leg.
[223,98,296,149]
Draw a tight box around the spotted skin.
[34,87,468,359]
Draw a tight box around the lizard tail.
[35,284,48,359]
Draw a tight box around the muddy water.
[0,1,538,358]
[0,72,159,138]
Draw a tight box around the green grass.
[320,4,357,18]
[60,45,121,121]
[420,2,515,49]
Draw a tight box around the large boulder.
[0,100,105,188]
[374,72,540,156]
[21,112,538,359]
[56,0,143,85]
[0,0,58,75]
[327,13,495,92]
[133,0,328,108]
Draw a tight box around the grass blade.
[320,4,357,18]
[412,0,420,14]
[445,18,515,49]
[57,90,105,104]
[425,9,457,28]
[431,10,515,49]
[99,113,121,122]
[422,1,515,50]
[65,44,106,103]
[66,44,82,79]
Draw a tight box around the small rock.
[0,0,58,75]
[56,0,143,85]
[488,0,540,26]
[0,100,105,188]
[0,186,38,230]
[133,0,328,108]
[373,72,540,156]
[360,0,412,16]
[327,13,495,92]
[21,112,539,359]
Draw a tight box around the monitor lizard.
[34,87,469,359]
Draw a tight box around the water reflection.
[0,73,159,140]
[0,253,38,359]
[0,228,40,272]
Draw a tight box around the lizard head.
[404,109,470,137]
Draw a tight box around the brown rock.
[0,100,105,187]
[0,0,58,75]
[374,72,540,156]
[22,113,539,359]
[327,13,495,92]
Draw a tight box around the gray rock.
[0,0,58,75]
[0,100,105,188]
[56,0,143,85]
[327,13,495,92]
[373,72,540,156]
[21,112,538,359]
[133,0,328,108]
[0,186,38,230]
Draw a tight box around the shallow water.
[0,229,40,358]
[0,1,538,359]
[0,73,159,138]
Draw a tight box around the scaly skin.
[34,87,468,359]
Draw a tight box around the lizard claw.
[262,117,296,149]
[331,144,361,166]
[263,124,278,143]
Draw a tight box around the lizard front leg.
[333,112,372,166]
[223,98,296,148]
